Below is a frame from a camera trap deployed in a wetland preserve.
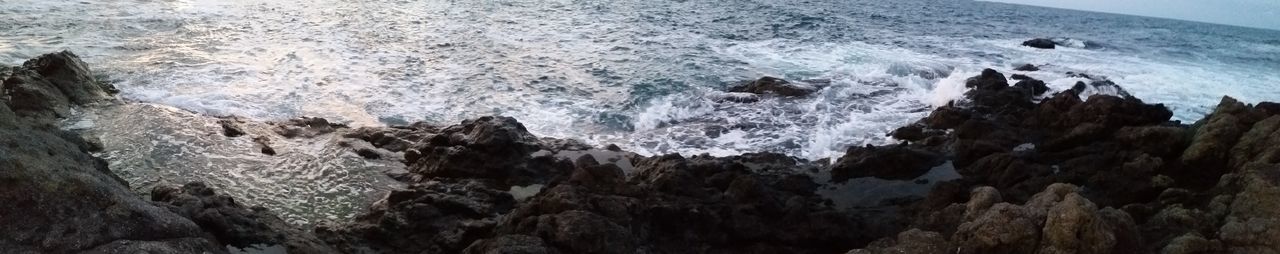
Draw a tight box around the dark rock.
[462,235,552,254]
[273,117,346,138]
[923,104,971,129]
[728,76,817,97]
[152,182,336,253]
[1014,64,1040,71]
[407,116,569,187]
[253,136,277,156]
[1009,74,1032,80]
[830,144,945,182]
[356,147,381,159]
[1061,95,1172,131]
[891,124,926,141]
[20,51,115,104]
[218,118,246,137]
[1022,38,1057,49]
[1228,115,1280,169]
[1256,102,1280,116]
[1013,78,1049,96]
[1113,126,1190,158]
[317,180,516,254]
[965,69,1009,90]
[1182,97,1257,170]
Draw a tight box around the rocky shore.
[3,51,1279,253]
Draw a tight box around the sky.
[984,0,1280,31]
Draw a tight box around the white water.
[4,0,1279,162]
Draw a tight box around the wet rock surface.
[1022,38,1056,49]
[727,76,818,97]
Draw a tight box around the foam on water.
[5,0,1280,160]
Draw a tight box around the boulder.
[1182,97,1258,170]
[1022,38,1057,49]
[316,180,517,254]
[1014,64,1040,71]
[893,184,1142,254]
[830,144,945,182]
[407,116,570,187]
[218,118,247,137]
[728,76,817,97]
[272,116,346,138]
[1014,78,1049,96]
[965,69,1009,91]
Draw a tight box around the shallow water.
[5,0,1279,161]
[62,103,405,226]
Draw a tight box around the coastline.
[3,51,1279,253]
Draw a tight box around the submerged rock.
[273,116,346,138]
[1014,64,1040,71]
[218,118,247,137]
[1022,38,1057,49]
[728,76,818,97]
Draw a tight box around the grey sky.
[984,0,1280,30]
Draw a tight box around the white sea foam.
[3,0,1278,162]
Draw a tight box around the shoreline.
[3,51,1279,253]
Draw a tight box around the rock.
[1010,74,1032,80]
[543,210,638,254]
[1215,165,1280,253]
[407,116,571,187]
[1014,78,1049,96]
[20,51,115,104]
[1022,38,1057,49]
[1161,233,1222,254]
[923,104,971,129]
[467,152,867,254]
[846,229,952,254]
[462,235,552,254]
[218,118,246,137]
[965,69,1009,91]
[907,184,1142,254]
[152,182,336,253]
[316,180,517,254]
[891,124,926,141]
[273,116,346,138]
[1228,115,1280,169]
[1061,95,1172,131]
[253,136,277,155]
[830,144,945,182]
[1113,126,1189,158]
[3,70,73,118]
[1182,97,1257,171]
[728,76,817,97]
[1015,64,1040,71]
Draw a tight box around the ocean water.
[4,0,1279,161]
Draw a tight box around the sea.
[2,0,1278,225]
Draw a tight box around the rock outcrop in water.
[7,52,1280,254]
[0,52,330,254]
[1022,38,1057,49]
[727,76,818,97]
[0,52,225,253]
